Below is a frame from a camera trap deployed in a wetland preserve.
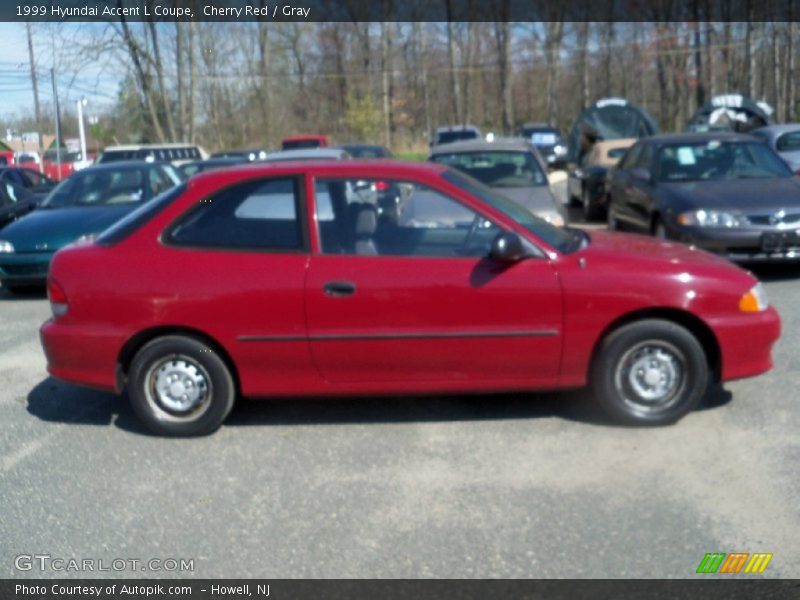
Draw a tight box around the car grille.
[746,211,800,227]
[2,263,48,277]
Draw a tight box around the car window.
[776,131,800,152]
[314,177,500,258]
[635,145,654,171]
[430,151,548,187]
[21,170,47,188]
[618,144,641,170]
[149,167,175,196]
[167,177,304,251]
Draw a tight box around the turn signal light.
[738,283,768,313]
[47,277,68,317]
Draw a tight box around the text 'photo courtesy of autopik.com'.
[1,0,800,598]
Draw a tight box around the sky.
[0,23,120,127]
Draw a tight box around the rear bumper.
[0,252,53,283]
[39,319,124,393]
[711,306,781,382]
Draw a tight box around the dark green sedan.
[0,161,180,292]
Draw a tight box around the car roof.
[429,138,532,154]
[752,124,800,136]
[639,132,758,145]
[74,161,164,172]
[263,148,349,161]
[103,143,198,151]
[189,159,448,185]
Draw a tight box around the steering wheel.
[461,214,485,256]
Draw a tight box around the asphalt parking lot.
[1,215,799,579]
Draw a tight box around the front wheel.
[127,335,236,436]
[590,319,709,425]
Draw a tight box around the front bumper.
[671,225,800,262]
[0,251,53,283]
[711,306,781,382]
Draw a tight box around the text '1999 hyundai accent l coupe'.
[40,161,781,436]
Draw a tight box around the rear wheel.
[590,319,709,425]
[127,335,236,436]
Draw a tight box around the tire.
[607,201,619,230]
[582,186,601,222]
[127,335,236,436]
[590,319,709,425]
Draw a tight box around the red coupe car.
[40,161,780,436]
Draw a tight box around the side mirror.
[630,167,651,183]
[490,232,528,262]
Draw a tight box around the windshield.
[656,141,794,182]
[442,169,576,253]
[42,168,148,208]
[431,151,548,188]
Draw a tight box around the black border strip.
[238,330,559,342]
[4,0,800,23]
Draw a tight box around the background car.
[97,144,207,167]
[0,167,56,199]
[40,160,779,436]
[335,144,393,159]
[516,123,568,168]
[178,157,249,179]
[567,138,636,221]
[751,124,800,173]
[606,132,800,261]
[262,148,349,162]
[431,124,482,147]
[0,161,181,292]
[210,148,269,162]
[280,135,329,150]
[429,139,566,227]
[0,180,39,229]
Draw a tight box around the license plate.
[761,231,800,252]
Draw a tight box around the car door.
[608,143,641,221]
[161,174,315,396]
[304,175,563,386]
[619,144,656,231]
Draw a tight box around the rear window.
[96,182,187,246]
[436,130,480,145]
[776,131,800,152]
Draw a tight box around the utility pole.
[26,22,43,171]
[50,68,62,180]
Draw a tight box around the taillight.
[47,277,68,317]
[374,180,390,192]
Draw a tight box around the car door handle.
[323,281,356,297]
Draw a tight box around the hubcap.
[145,355,212,421]
[614,341,686,414]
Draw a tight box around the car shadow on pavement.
[0,285,46,301]
[26,378,152,435]
[747,263,800,282]
[26,377,733,435]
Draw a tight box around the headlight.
[739,283,769,312]
[541,212,565,227]
[0,240,14,253]
[554,144,567,156]
[677,209,745,228]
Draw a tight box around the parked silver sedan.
[428,138,566,226]
[752,124,800,172]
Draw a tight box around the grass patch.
[394,151,428,162]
